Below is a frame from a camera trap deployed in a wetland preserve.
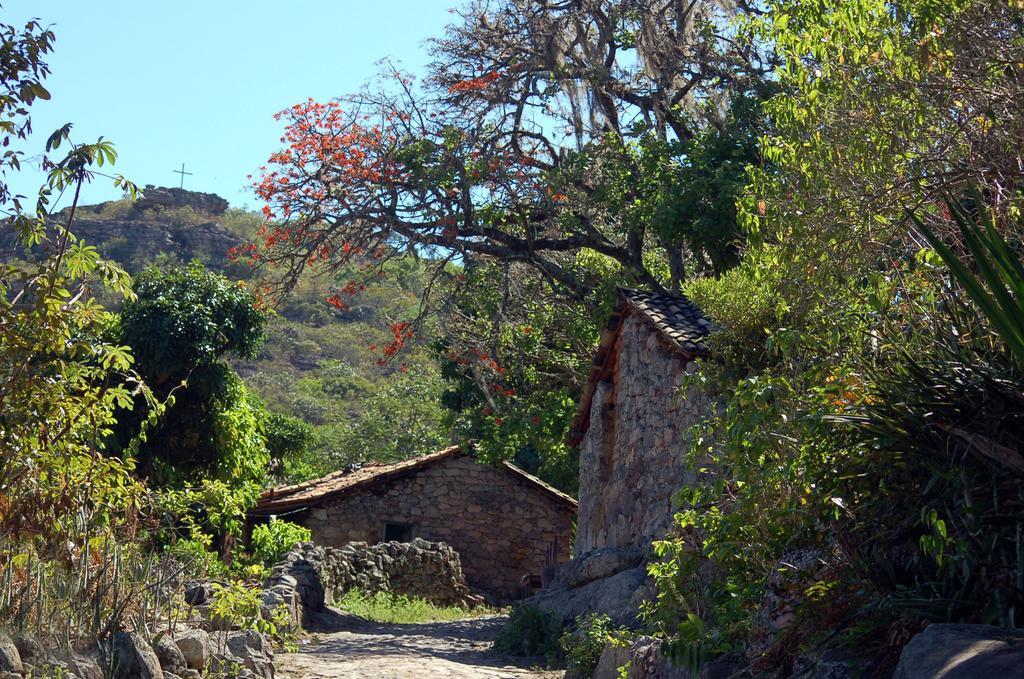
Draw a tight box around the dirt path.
[276,608,562,679]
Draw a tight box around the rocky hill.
[66,185,241,272]
[2,186,242,273]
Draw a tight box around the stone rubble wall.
[262,539,480,627]
[295,455,575,600]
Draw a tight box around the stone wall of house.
[576,312,712,556]
[533,312,713,627]
[290,455,575,601]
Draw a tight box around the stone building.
[535,288,713,625]
[248,446,577,601]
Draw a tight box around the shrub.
[250,518,311,567]
[560,614,631,676]
[493,604,564,665]
[208,580,295,650]
[165,534,227,580]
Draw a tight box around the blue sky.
[3,1,454,211]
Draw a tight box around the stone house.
[248,446,577,601]
[536,288,713,625]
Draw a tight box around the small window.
[384,522,413,542]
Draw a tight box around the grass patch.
[335,589,488,624]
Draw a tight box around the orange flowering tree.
[245,0,771,477]
[248,0,771,301]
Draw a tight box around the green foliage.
[165,532,228,579]
[684,252,785,376]
[646,2,1024,673]
[913,193,1024,367]
[821,199,1024,626]
[560,614,631,676]
[335,589,481,624]
[0,16,158,549]
[250,518,311,567]
[261,410,314,479]
[116,262,271,530]
[209,580,291,639]
[440,261,599,493]
[557,90,767,279]
[492,605,564,665]
[121,261,268,380]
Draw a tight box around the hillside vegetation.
[60,191,452,483]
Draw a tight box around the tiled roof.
[567,288,711,446]
[249,445,577,516]
[619,288,711,357]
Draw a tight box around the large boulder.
[554,547,644,590]
[0,633,21,673]
[13,634,43,665]
[225,630,275,679]
[531,565,651,628]
[894,623,1024,678]
[109,631,164,679]
[172,628,211,671]
[154,633,188,675]
[66,653,104,679]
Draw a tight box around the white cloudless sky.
[2,1,455,210]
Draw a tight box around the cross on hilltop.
[172,162,193,189]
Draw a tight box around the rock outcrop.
[0,186,241,273]
[531,548,650,627]
[894,623,1024,678]
[135,186,229,214]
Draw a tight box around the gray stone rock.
[0,632,21,673]
[894,623,1024,679]
[554,547,643,589]
[154,634,188,674]
[109,632,164,679]
[532,565,649,628]
[184,580,215,606]
[66,653,103,679]
[225,630,274,679]
[593,641,632,679]
[13,634,43,664]
[172,628,210,671]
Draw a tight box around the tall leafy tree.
[118,262,271,493]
